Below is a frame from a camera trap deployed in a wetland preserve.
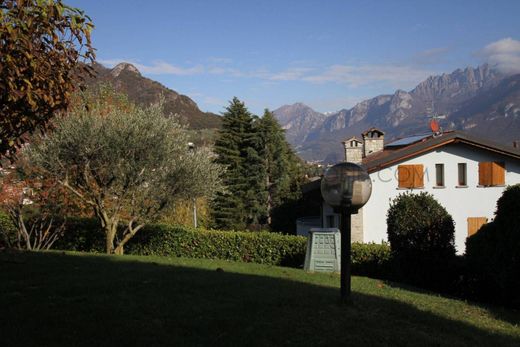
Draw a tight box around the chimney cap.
[342,136,362,145]
[362,127,385,137]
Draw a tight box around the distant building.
[299,128,520,253]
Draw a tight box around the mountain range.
[86,62,520,163]
[88,62,221,129]
[273,64,520,163]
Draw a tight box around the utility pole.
[188,142,197,228]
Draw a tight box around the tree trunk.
[104,223,117,254]
[266,171,272,225]
[113,222,144,256]
[114,245,124,255]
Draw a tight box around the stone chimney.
[362,128,385,157]
[342,136,363,164]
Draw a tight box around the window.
[435,164,444,187]
[478,161,505,186]
[467,217,488,236]
[458,163,467,186]
[397,164,424,189]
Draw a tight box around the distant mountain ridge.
[274,64,520,162]
[88,62,221,129]
[274,103,328,145]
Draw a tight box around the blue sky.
[68,0,520,115]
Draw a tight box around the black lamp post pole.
[340,204,352,304]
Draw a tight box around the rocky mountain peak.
[110,62,141,78]
[275,64,519,162]
[274,102,323,125]
[87,63,221,130]
[410,64,502,102]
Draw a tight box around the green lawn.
[1,251,519,346]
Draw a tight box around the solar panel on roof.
[386,134,431,147]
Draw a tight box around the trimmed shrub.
[387,192,457,290]
[465,184,520,307]
[127,225,307,267]
[0,211,17,248]
[51,217,391,273]
[128,226,391,271]
[387,192,456,257]
[351,242,391,278]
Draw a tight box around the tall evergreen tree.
[257,109,304,228]
[212,98,266,230]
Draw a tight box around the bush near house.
[387,192,458,292]
[465,184,520,308]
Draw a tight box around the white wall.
[362,143,520,253]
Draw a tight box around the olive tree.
[27,90,223,254]
[0,0,95,157]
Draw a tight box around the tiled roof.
[362,131,520,173]
[302,130,520,193]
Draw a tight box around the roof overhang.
[364,131,520,173]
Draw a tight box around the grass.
[1,251,519,347]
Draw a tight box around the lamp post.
[188,142,197,228]
[320,162,372,304]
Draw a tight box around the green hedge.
[5,214,391,273]
[128,224,391,273]
[351,242,391,278]
[127,224,307,267]
[52,218,391,272]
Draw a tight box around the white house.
[299,128,520,253]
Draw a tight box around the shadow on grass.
[383,279,520,327]
[0,251,519,347]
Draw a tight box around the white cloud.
[137,61,204,75]
[479,38,520,74]
[268,67,315,81]
[207,57,233,64]
[98,59,204,76]
[100,57,435,89]
[302,64,434,88]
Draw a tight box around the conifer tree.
[257,109,304,228]
[212,98,266,229]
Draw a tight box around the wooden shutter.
[491,162,505,185]
[479,162,505,186]
[413,164,424,187]
[467,217,488,236]
[398,165,414,188]
[479,162,492,186]
[398,164,423,188]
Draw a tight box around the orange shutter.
[413,164,424,188]
[398,164,423,188]
[479,162,492,186]
[491,162,505,185]
[467,217,488,236]
[398,165,414,188]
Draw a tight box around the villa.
[299,128,520,253]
